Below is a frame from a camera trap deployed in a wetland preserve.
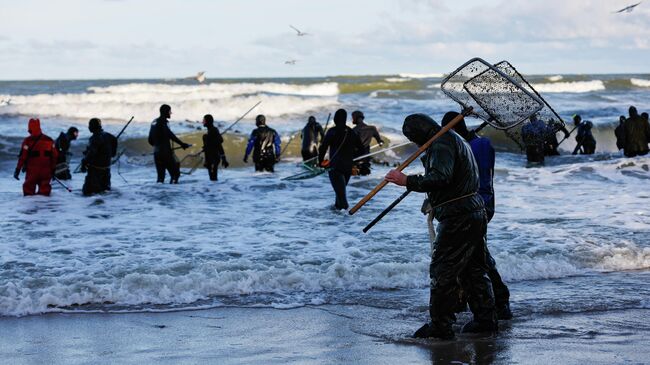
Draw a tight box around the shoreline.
[2,305,648,364]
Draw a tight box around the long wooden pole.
[348,108,472,215]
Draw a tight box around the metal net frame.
[493,61,567,151]
[440,58,544,131]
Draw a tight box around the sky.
[0,0,649,79]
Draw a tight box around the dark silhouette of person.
[318,109,364,210]
[202,114,228,181]
[351,110,383,175]
[521,114,547,164]
[572,115,596,155]
[623,106,650,157]
[149,104,191,183]
[442,112,512,321]
[81,118,116,196]
[243,115,281,172]
[300,115,324,162]
[14,118,58,196]
[385,113,497,339]
[544,121,570,156]
[54,127,79,180]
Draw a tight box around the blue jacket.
[468,134,495,221]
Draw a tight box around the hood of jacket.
[402,114,440,146]
[28,118,42,136]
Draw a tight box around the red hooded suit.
[15,118,58,196]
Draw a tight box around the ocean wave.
[631,78,650,88]
[398,73,444,79]
[0,82,339,126]
[531,80,606,93]
[547,75,564,82]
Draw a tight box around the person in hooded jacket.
[318,109,364,210]
[243,115,281,172]
[54,127,79,180]
[80,118,115,196]
[14,118,58,196]
[615,115,626,151]
[572,115,596,155]
[301,115,324,162]
[202,114,229,181]
[150,104,191,184]
[521,114,548,164]
[623,106,650,157]
[384,113,497,339]
[441,112,512,320]
[351,110,384,175]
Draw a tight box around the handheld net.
[179,152,204,175]
[440,58,544,130]
[493,61,567,150]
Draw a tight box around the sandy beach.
[1,303,648,364]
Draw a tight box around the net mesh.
[493,61,567,150]
[441,58,544,130]
[179,153,204,175]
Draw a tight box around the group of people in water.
[522,106,650,164]
[11,101,650,340]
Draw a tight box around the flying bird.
[285,60,298,65]
[194,71,206,83]
[289,25,309,36]
[613,2,642,13]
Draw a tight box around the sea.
[1,72,649,333]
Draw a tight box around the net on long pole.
[440,58,544,130]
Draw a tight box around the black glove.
[243,156,248,164]
[13,168,19,180]
[181,143,191,150]
[221,157,229,169]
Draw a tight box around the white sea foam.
[384,78,410,83]
[398,73,444,79]
[547,75,564,82]
[1,153,650,316]
[631,78,650,87]
[531,80,606,93]
[0,82,340,132]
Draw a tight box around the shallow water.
[1,151,649,319]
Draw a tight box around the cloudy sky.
[0,0,649,79]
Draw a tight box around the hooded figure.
[441,112,512,321]
[385,113,497,339]
[572,115,596,155]
[243,114,281,172]
[202,114,228,181]
[623,106,650,157]
[318,109,364,210]
[81,118,116,196]
[351,110,384,175]
[54,126,79,180]
[149,104,191,183]
[301,115,324,162]
[14,118,58,196]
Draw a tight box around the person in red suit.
[14,118,58,196]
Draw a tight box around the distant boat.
[613,2,642,13]
[289,25,309,37]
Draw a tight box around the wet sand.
[1,305,648,365]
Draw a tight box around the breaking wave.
[531,80,606,93]
[631,78,650,88]
[0,82,340,124]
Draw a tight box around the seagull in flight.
[289,25,309,36]
[285,60,298,65]
[613,2,642,13]
[194,71,206,83]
